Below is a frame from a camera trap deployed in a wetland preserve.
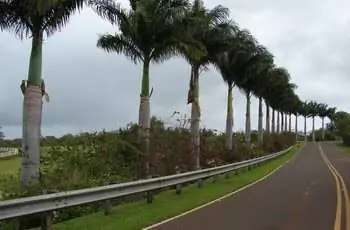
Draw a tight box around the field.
[0,156,19,176]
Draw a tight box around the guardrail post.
[41,190,53,230]
[213,174,218,183]
[102,182,112,215]
[103,200,112,215]
[146,175,154,203]
[175,183,182,195]
[146,191,153,203]
[197,179,203,188]
[175,168,182,195]
[41,212,52,230]
[15,217,25,230]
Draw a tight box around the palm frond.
[89,0,126,25]
[44,0,86,37]
[0,1,10,29]
[0,0,32,39]
[150,38,185,63]
[1,0,87,38]
[97,33,143,63]
[179,1,234,68]
[207,4,229,26]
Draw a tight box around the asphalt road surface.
[148,142,350,230]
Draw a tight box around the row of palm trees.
[296,101,336,142]
[0,0,337,185]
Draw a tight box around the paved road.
[149,142,350,230]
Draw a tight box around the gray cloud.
[1,0,350,138]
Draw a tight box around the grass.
[334,142,350,155]
[0,147,54,177]
[54,143,302,230]
[0,156,20,176]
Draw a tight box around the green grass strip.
[54,144,302,230]
[334,142,350,155]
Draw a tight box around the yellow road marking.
[319,144,350,230]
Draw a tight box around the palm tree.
[1,0,87,185]
[280,87,298,133]
[92,0,190,176]
[239,45,272,146]
[307,101,319,142]
[276,109,280,133]
[249,53,274,146]
[283,111,288,132]
[261,66,286,135]
[288,112,292,132]
[318,103,328,140]
[326,107,336,132]
[213,52,235,150]
[299,101,310,142]
[213,30,273,149]
[265,98,271,134]
[265,67,293,134]
[222,71,235,150]
[179,0,234,169]
[225,32,269,146]
[291,96,302,140]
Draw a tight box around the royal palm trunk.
[284,113,287,132]
[321,117,325,140]
[295,114,298,140]
[139,59,152,178]
[271,109,275,133]
[21,32,43,185]
[284,113,288,132]
[304,116,307,142]
[265,101,270,134]
[245,92,251,145]
[312,116,315,142]
[276,111,280,134]
[288,113,292,132]
[225,84,233,150]
[258,97,263,145]
[189,65,201,170]
[281,112,284,133]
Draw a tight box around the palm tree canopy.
[92,0,191,64]
[228,35,275,96]
[326,107,337,120]
[317,103,328,118]
[298,101,311,117]
[212,29,258,89]
[178,0,236,69]
[264,67,296,111]
[247,49,274,98]
[290,95,302,115]
[307,101,320,117]
[0,0,86,38]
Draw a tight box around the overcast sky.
[1,0,350,139]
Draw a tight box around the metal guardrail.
[0,146,292,221]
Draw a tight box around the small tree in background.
[0,126,4,140]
